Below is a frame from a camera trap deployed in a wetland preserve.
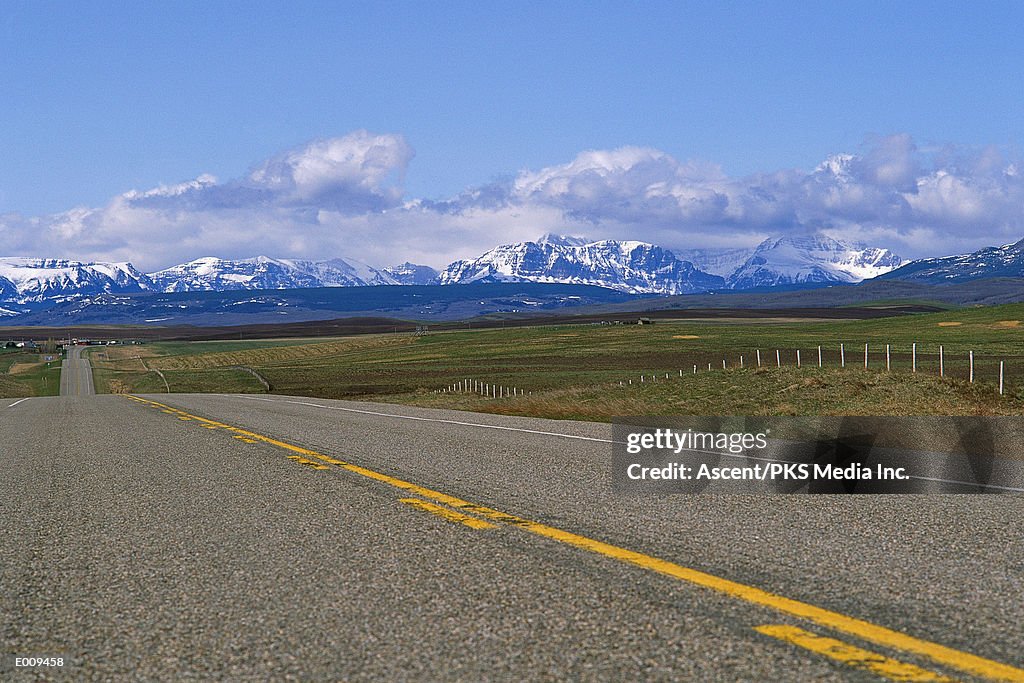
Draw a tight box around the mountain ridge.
[9,230,1010,319]
[437,239,725,294]
[877,237,1024,283]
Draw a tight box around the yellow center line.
[286,455,331,470]
[755,624,957,682]
[400,497,496,530]
[125,395,1024,682]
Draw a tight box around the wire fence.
[435,343,1020,400]
[434,378,531,399]
[619,343,1019,397]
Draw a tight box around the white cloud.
[247,132,413,210]
[1,131,1023,271]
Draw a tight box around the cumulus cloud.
[124,130,413,214]
[1,131,1023,270]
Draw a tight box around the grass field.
[0,349,63,398]
[83,303,1024,419]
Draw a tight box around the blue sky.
[1,1,1023,268]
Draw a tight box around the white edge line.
[229,394,616,444]
[7,398,30,408]
[226,393,1024,493]
[146,395,1024,491]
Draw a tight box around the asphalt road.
[2,391,1023,681]
[58,346,95,397]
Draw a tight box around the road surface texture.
[2,391,1023,681]
[58,345,95,397]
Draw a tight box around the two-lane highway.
[58,345,95,397]
[3,387,1023,680]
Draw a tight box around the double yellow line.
[127,395,1024,682]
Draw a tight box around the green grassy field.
[84,303,1024,419]
[0,349,63,398]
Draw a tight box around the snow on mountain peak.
[536,233,591,247]
[0,232,915,311]
[0,256,153,304]
[438,237,724,294]
[815,153,856,179]
[147,255,399,292]
[878,236,1024,283]
[726,233,903,289]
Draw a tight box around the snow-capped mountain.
[726,235,903,289]
[0,255,439,314]
[876,237,1024,283]
[150,257,318,292]
[438,237,724,294]
[380,262,440,285]
[0,258,152,307]
[147,256,398,292]
[674,247,754,278]
[0,233,914,318]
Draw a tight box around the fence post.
[796,350,801,368]
[723,359,727,370]
[940,345,944,378]
[886,344,890,372]
[864,343,869,370]
[740,355,744,368]
[818,345,822,368]
[756,349,761,367]
[679,369,683,377]
[776,349,781,367]
[1000,361,1004,395]
[841,343,845,368]
[912,342,917,372]
[970,351,974,383]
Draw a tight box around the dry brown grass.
[395,367,1022,421]
[151,335,415,370]
[7,361,41,375]
[107,379,132,394]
